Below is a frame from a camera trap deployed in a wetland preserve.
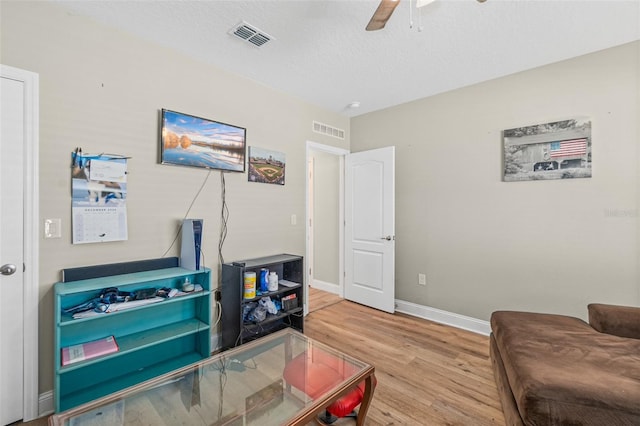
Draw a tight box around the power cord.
[213,299,222,327]
[198,245,206,272]
[161,170,212,258]
[218,171,229,267]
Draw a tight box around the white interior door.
[1,73,26,425]
[1,65,39,423]
[345,146,395,313]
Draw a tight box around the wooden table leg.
[356,373,375,426]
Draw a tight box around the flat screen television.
[160,109,246,172]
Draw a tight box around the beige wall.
[1,1,349,393]
[311,150,340,285]
[352,41,640,322]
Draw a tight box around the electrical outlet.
[214,290,222,301]
[418,273,427,285]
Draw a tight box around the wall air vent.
[229,21,273,48]
[312,121,345,140]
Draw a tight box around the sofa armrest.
[588,303,640,339]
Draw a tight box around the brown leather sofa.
[490,304,640,425]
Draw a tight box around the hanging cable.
[218,171,229,267]
[162,170,212,257]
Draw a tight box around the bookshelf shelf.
[59,351,204,412]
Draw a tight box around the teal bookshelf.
[54,263,211,412]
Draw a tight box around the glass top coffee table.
[49,328,375,426]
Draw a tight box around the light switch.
[290,214,297,225]
[45,218,62,239]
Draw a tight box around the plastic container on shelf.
[243,272,256,299]
[259,268,269,293]
[268,271,279,291]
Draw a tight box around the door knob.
[380,236,393,241]
[0,264,17,276]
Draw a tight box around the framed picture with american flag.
[502,117,591,182]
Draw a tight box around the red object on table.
[283,347,377,418]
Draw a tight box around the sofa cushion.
[491,311,640,425]
[588,303,640,340]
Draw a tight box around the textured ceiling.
[52,0,640,117]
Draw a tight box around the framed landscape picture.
[248,146,285,185]
[503,117,592,182]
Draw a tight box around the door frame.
[1,64,40,421]
[305,141,349,310]
[307,156,314,303]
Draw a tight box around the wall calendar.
[71,150,128,244]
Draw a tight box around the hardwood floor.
[17,289,504,425]
[308,287,343,313]
[305,288,505,425]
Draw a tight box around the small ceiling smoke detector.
[347,101,361,109]
[229,21,274,48]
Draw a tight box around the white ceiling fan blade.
[366,0,401,31]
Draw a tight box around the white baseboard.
[395,299,491,336]
[38,390,54,418]
[311,279,340,295]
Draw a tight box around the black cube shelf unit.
[221,254,304,350]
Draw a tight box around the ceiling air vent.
[229,21,273,48]
[313,121,345,140]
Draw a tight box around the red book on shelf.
[61,336,119,366]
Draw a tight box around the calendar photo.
[71,151,128,244]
